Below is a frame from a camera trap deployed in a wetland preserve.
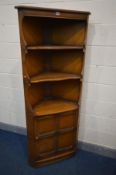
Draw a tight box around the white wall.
[0,0,116,149]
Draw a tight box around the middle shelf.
[27,45,84,51]
[30,72,81,83]
[34,99,78,116]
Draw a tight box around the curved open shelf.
[27,45,84,50]
[30,72,81,83]
[34,99,78,116]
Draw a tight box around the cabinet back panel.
[51,50,84,74]
[22,17,86,45]
[22,17,44,45]
[51,80,81,101]
[25,50,84,77]
[27,80,80,112]
[27,84,45,107]
[25,51,44,77]
[52,21,86,45]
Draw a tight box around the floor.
[0,129,116,175]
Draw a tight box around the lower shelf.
[34,99,78,116]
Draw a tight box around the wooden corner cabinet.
[15,5,90,167]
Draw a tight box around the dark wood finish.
[15,5,90,167]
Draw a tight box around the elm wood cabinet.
[15,6,90,167]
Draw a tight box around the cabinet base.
[29,149,76,167]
